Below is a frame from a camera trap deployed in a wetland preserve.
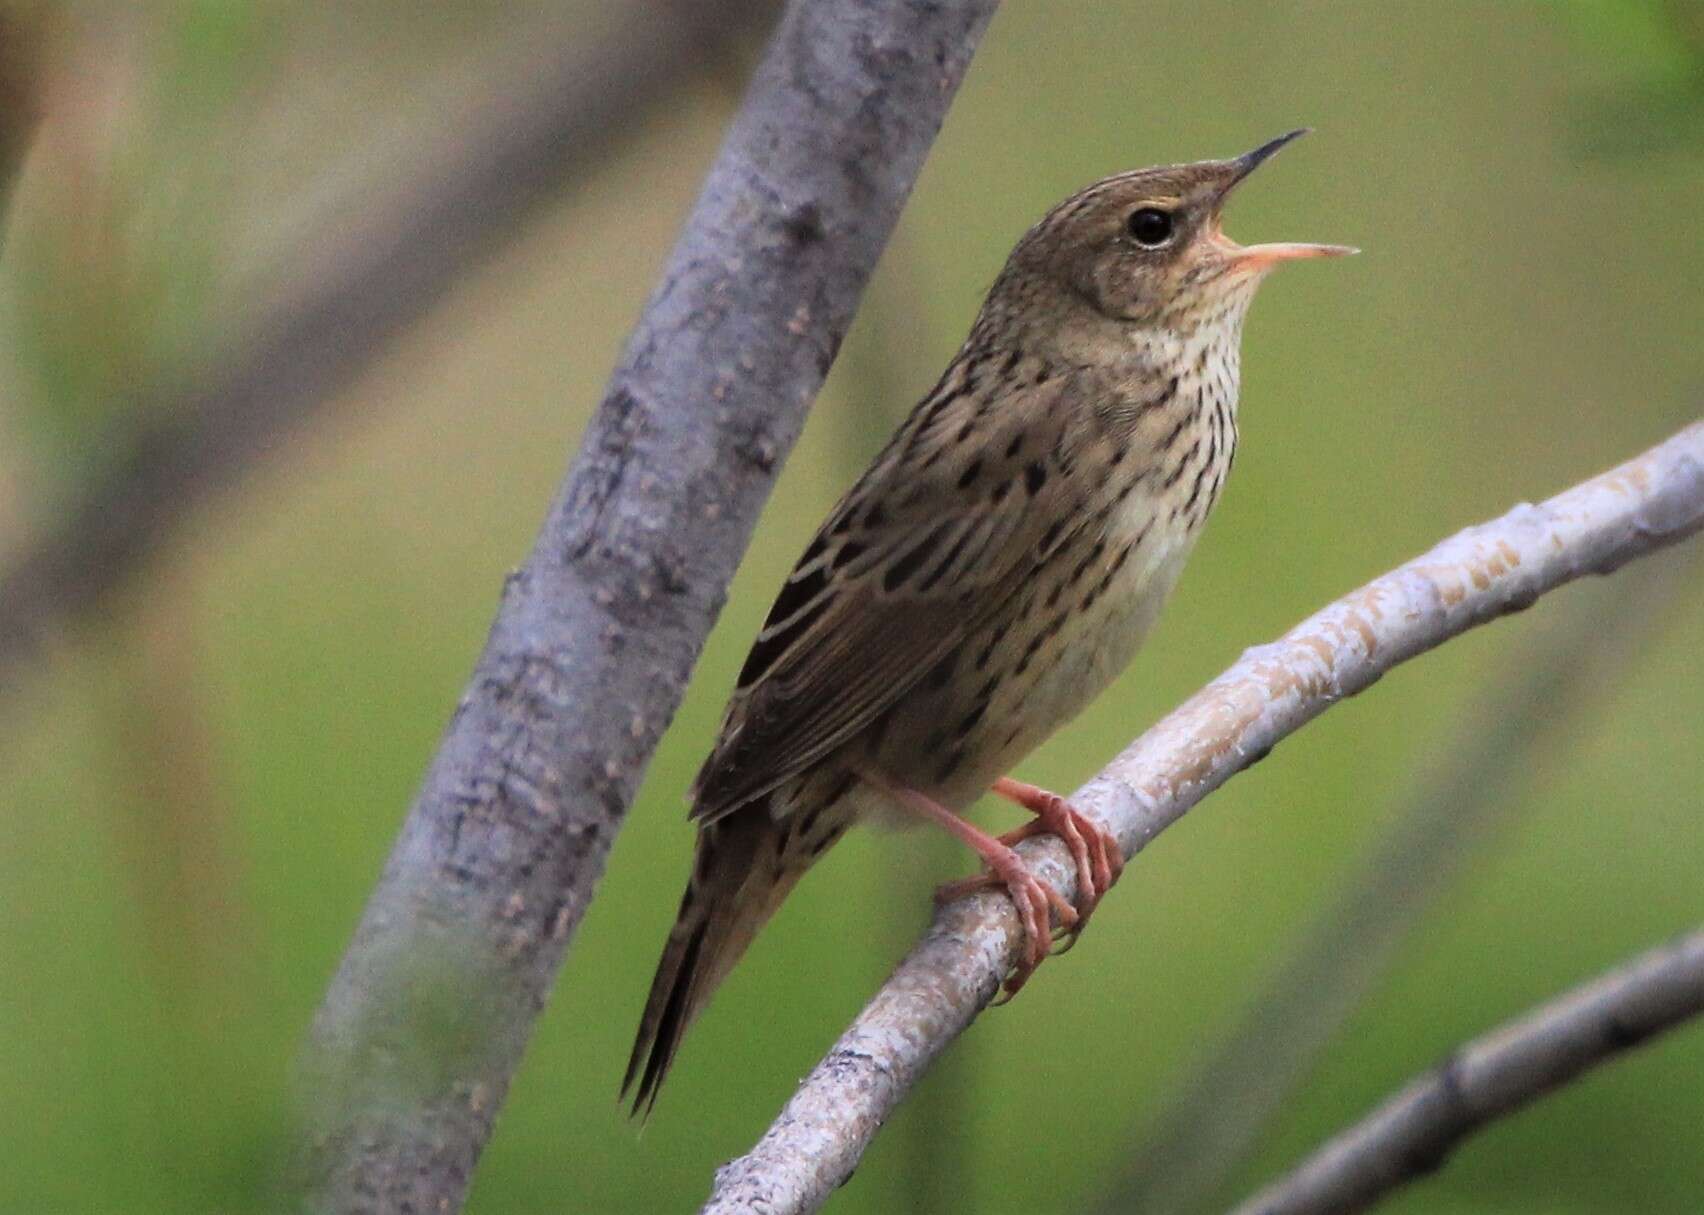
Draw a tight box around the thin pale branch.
[1228,928,1704,1215]
[0,0,778,690]
[701,420,1704,1215]
[1095,546,1703,1215]
[290,2,999,1212]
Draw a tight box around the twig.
[290,2,999,1212]
[0,0,778,690]
[1093,546,1703,1215]
[700,421,1704,1215]
[1227,928,1704,1215]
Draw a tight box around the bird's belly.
[1023,554,1179,723]
[990,527,1195,768]
[863,512,1199,816]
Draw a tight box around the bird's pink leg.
[930,778,1123,959]
[855,766,1076,997]
[988,777,1124,940]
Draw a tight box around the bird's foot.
[991,777,1124,949]
[852,764,1084,1001]
[934,849,1077,1000]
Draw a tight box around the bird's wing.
[691,360,1094,824]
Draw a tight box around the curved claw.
[935,861,1077,998]
[992,779,1126,933]
[865,768,1120,1004]
[1042,927,1083,954]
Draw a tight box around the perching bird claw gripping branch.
[701,420,1704,1215]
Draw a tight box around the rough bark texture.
[0,0,778,689]
[701,421,1704,1215]
[292,2,1000,1212]
[1230,928,1704,1215]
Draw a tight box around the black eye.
[1127,207,1174,247]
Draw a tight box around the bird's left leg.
[853,764,1075,996]
[937,777,1124,950]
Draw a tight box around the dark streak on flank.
[1158,415,1188,454]
[1183,460,1211,516]
[1163,439,1200,490]
[953,701,988,740]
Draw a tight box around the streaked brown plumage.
[625,131,1353,1114]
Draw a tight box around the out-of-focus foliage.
[1557,0,1704,156]
[0,3,1700,1214]
[1561,0,1700,79]
[1,1,274,494]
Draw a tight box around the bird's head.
[987,130,1354,345]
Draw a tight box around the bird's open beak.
[1232,240,1359,269]
[1214,129,1358,270]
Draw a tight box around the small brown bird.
[625,130,1353,1114]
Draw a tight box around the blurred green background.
[1,2,1701,1212]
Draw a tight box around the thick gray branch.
[702,421,1704,1215]
[1228,928,1704,1215]
[291,2,998,1212]
[0,0,777,689]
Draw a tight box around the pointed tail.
[623,811,804,1118]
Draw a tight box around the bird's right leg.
[989,776,1123,930]
[853,764,1075,997]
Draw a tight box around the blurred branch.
[701,422,1704,1215]
[90,575,247,1017]
[291,2,998,1212]
[1094,545,1704,1215]
[0,0,780,690]
[0,5,45,219]
[1227,928,1704,1215]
